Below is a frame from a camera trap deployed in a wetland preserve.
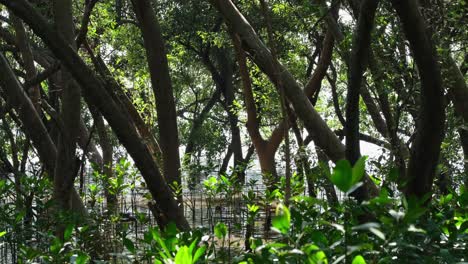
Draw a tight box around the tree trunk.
[217,51,244,182]
[1,0,190,230]
[52,0,82,224]
[183,88,221,188]
[131,0,182,198]
[11,15,41,110]
[444,57,468,187]
[86,50,163,167]
[460,129,468,186]
[211,0,379,200]
[391,0,446,199]
[0,53,87,217]
[345,0,379,164]
[345,0,379,200]
[91,108,116,212]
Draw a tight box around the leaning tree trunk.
[210,0,379,200]
[131,0,182,202]
[0,53,87,217]
[0,0,190,230]
[91,108,117,212]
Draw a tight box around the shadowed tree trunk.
[0,0,190,230]
[444,57,468,187]
[210,0,379,200]
[461,129,468,186]
[338,1,410,183]
[197,47,247,182]
[217,51,245,182]
[345,0,379,200]
[0,53,87,217]
[84,48,163,167]
[91,107,116,212]
[131,0,183,201]
[391,0,446,199]
[11,15,41,110]
[183,87,221,187]
[52,0,82,223]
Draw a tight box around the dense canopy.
[0,0,466,263]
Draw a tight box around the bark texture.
[52,0,82,216]
[131,0,182,193]
[0,53,87,216]
[1,0,190,230]
[213,0,378,199]
[345,0,379,165]
[391,0,446,199]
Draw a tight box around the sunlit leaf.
[75,252,90,264]
[64,224,74,241]
[330,160,352,192]
[214,222,227,239]
[174,246,191,264]
[351,156,367,185]
[272,204,290,234]
[352,255,366,264]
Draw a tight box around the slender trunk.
[78,118,104,167]
[91,108,116,212]
[345,0,379,164]
[460,129,468,186]
[217,51,244,182]
[219,144,233,175]
[316,148,339,206]
[184,88,221,161]
[291,120,316,197]
[367,52,409,181]
[2,0,189,230]
[183,87,221,188]
[345,0,379,201]
[11,14,41,110]
[0,53,87,217]
[443,57,468,187]
[211,0,379,199]
[131,0,182,199]
[391,0,446,199]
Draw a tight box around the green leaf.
[304,244,328,264]
[272,204,290,234]
[50,237,63,254]
[75,252,90,264]
[193,245,206,263]
[123,237,136,254]
[174,246,191,264]
[351,156,367,185]
[188,238,198,255]
[352,255,366,264]
[0,231,6,238]
[214,222,227,239]
[64,224,74,241]
[150,227,160,241]
[330,160,352,192]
